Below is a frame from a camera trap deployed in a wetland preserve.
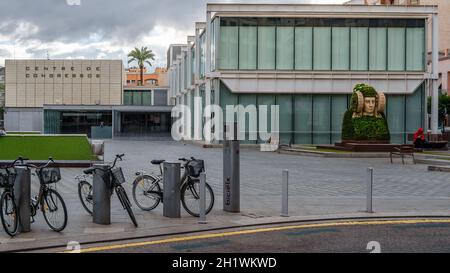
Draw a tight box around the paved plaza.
[1,140,450,251]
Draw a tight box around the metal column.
[198,172,207,224]
[431,13,440,135]
[366,168,374,214]
[14,167,31,233]
[281,170,289,217]
[223,123,240,213]
[163,162,181,218]
[93,164,111,225]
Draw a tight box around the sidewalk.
[1,140,450,252]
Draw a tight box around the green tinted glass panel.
[295,27,313,70]
[405,85,424,136]
[388,28,406,71]
[142,92,151,106]
[239,26,257,69]
[369,28,387,71]
[331,95,348,143]
[257,94,276,144]
[238,94,257,144]
[294,94,312,144]
[124,92,132,105]
[351,27,368,71]
[313,27,331,70]
[133,92,142,106]
[276,27,294,70]
[406,28,425,71]
[313,95,331,144]
[332,27,350,70]
[277,95,293,145]
[219,27,238,69]
[258,26,276,69]
[387,95,405,144]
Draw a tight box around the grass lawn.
[0,135,94,160]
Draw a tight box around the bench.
[390,145,416,165]
[406,134,449,150]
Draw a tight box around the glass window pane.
[351,27,368,71]
[124,92,132,105]
[332,27,350,70]
[387,95,405,144]
[133,91,142,106]
[219,27,238,69]
[257,94,276,144]
[369,28,387,71]
[276,27,294,70]
[239,26,257,70]
[406,28,425,71]
[277,95,293,145]
[142,91,152,106]
[295,27,313,70]
[294,94,312,144]
[313,95,331,144]
[258,26,276,69]
[238,94,257,144]
[331,95,348,143]
[388,28,406,71]
[313,27,331,70]
[405,84,424,136]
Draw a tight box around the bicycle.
[27,157,68,232]
[82,154,138,227]
[76,173,93,215]
[132,157,215,217]
[0,158,23,237]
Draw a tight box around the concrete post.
[198,172,207,224]
[163,162,181,218]
[281,170,289,217]
[93,164,111,225]
[14,167,31,233]
[366,167,374,213]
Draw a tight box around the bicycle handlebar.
[83,154,125,174]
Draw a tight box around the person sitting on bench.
[413,128,428,148]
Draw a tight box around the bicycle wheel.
[0,191,19,237]
[132,175,161,211]
[181,180,215,217]
[78,180,93,215]
[116,186,138,227]
[42,188,68,232]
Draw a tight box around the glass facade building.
[167,4,436,145]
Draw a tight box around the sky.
[0,0,346,70]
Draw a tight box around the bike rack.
[92,164,112,225]
[14,166,31,233]
[163,162,181,218]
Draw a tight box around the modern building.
[168,3,440,145]
[4,59,172,138]
[125,67,168,87]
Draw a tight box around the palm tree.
[127,47,155,86]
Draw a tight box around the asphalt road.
[65,218,450,253]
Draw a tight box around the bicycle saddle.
[151,160,165,165]
[83,167,95,175]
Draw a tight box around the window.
[295,27,313,70]
[406,27,425,71]
[239,26,257,69]
[332,27,350,70]
[351,27,368,71]
[219,27,238,69]
[258,26,276,69]
[369,28,387,71]
[276,27,294,70]
[388,28,406,71]
[313,27,331,70]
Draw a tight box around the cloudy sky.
[0,0,346,70]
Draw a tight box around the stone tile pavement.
[1,140,449,251]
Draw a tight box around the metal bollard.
[198,172,207,224]
[281,170,289,217]
[93,164,111,225]
[366,167,374,213]
[14,167,31,233]
[223,139,240,213]
[163,162,181,218]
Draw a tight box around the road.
[61,218,450,253]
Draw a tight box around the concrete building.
[4,59,172,138]
[168,3,440,145]
[126,67,168,87]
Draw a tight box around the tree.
[428,93,450,127]
[127,47,155,86]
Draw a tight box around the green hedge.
[0,135,94,160]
